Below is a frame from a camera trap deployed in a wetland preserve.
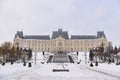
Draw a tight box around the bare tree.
[10,46,17,61]
[0,42,12,62]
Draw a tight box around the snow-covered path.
[0,63,120,80]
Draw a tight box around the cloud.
[0,0,120,46]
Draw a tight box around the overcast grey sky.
[0,0,120,46]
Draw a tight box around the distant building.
[13,29,108,52]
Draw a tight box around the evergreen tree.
[89,49,94,62]
[28,48,32,60]
[10,46,16,62]
[114,46,118,54]
[18,48,23,60]
[118,46,120,52]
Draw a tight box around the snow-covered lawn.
[0,52,120,80]
[0,62,120,80]
[77,52,120,77]
[87,63,120,78]
[0,62,34,79]
[93,63,120,73]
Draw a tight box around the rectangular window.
[71,48,73,51]
[81,48,82,51]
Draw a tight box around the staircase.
[53,51,69,63]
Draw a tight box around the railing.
[68,55,74,63]
[47,55,53,63]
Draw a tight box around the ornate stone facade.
[13,29,108,52]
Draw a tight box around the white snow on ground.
[78,52,89,64]
[87,63,120,78]
[78,52,120,78]
[0,63,120,80]
[32,52,43,62]
[0,52,120,80]
[0,63,31,79]
[92,63,120,73]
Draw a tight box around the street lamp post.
[85,47,87,65]
[85,51,87,64]
[35,52,37,65]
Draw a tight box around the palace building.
[13,29,108,52]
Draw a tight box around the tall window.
[58,42,62,46]
[71,48,73,51]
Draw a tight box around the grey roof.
[24,35,50,40]
[71,35,96,39]
[97,31,106,39]
[15,31,23,38]
[52,29,69,39]
[14,30,106,40]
